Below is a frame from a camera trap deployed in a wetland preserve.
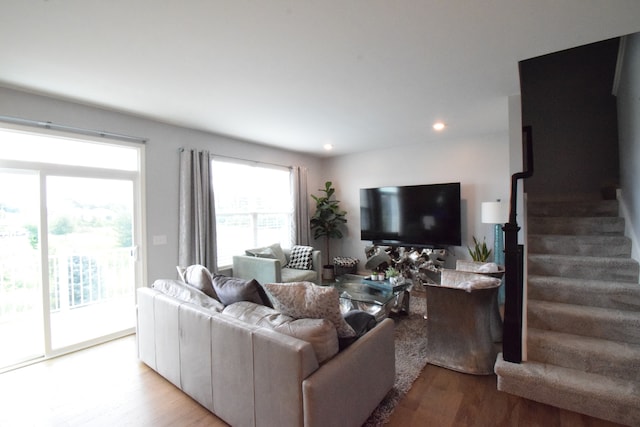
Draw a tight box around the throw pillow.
[212,275,272,307]
[246,242,288,267]
[264,282,356,338]
[176,264,217,299]
[339,310,377,349]
[152,279,224,312]
[222,301,339,363]
[286,245,314,270]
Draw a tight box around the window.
[212,159,293,267]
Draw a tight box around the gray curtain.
[178,149,217,271]
[292,166,310,245]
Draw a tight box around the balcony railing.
[0,248,134,320]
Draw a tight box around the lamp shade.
[481,201,508,224]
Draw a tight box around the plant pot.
[322,265,335,281]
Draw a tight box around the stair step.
[528,200,619,217]
[528,275,640,311]
[528,217,625,236]
[528,234,631,257]
[528,254,639,282]
[528,300,640,344]
[495,354,640,426]
[527,193,605,202]
[527,328,640,382]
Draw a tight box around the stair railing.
[502,125,534,363]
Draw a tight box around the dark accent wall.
[520,38,620,198]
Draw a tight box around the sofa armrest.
[232,255,282,284]
[302,318,395,427]
[252,327,320,427]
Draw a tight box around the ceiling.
[2,1,640,157]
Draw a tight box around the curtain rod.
[180,148,292,169]
[0,115,148,144]
[212,153,292,170]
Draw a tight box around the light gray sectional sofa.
[136,280,395,427]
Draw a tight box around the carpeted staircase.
[495,196,640,426]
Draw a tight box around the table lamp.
[481,200,508,304]
[481,200,509,266]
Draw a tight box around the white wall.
[1,86,516,280]
[321,129,511,271]
[617,33,640,263]
[0,87,324,283]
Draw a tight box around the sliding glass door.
[46,176,136,350]
[0,126,144,370]
[0,171,43,368]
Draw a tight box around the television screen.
[360,182,461,247]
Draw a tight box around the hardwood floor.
[0,334,624,427]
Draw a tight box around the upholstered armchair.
[423,269,502,375]
[232,243,321,285]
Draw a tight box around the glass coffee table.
[325,274,412,321]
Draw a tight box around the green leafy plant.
[310,181,347,266]
[385,266,399,277]
[468,236,492,262]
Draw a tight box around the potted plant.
[385,266,401,285]
[310,181,348,280]
[468,236,492,262]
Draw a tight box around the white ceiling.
[2,1,640,156]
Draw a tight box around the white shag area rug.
[363,294,428,426]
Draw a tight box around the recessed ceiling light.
[433,122,446,131]
[323,143,333,151]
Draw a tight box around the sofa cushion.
[264,282,356,338]
[212,275,272,307]
[281,267,317,283]
[245,243,287,267]
[223,301,339,363]
[286,245,314,270]
[152,279,225,312]
[176,264,218,299]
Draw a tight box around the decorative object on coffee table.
[310,181,347,281]
[364,245,392,275]
[385,266,400,285]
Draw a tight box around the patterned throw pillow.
[264,281,356,338]
[286,245,314,270]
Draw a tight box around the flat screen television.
[360,182,461,247]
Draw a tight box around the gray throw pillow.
[212,275,272,307]
[152,279,224,312]
[176,264,218,299]
[245,243,287,267]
